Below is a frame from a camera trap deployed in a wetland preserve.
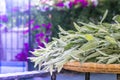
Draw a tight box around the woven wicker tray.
[63,62,120,74]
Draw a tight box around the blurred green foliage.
[41,0,120,37]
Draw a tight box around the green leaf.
[100,10,108,24]
[79,40,99,54]
[82,52,100,62]
[78,22,99,30]
[85,34,95,41]
[58,25,68,34]
[105,36,117,44]
[96,49,108,56]
[113,15,120,23]
[70,54,79,61]
[64,42,76,50]
[107,57,118,64]
[73,22,81,32]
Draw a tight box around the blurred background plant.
[38,0,99,37]
[0,0,52,61]
[37,0,120,37]
[12,3,53,61]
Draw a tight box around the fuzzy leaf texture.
[30,15,120,74]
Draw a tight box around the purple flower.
[38,42,45,47]
[23,43,29,52]
[68,1,74,8]
[12,6,19,12]
[32,25,40,30]
[46,23,52,30]
[23,29,29,34]
[0,15,8,23]
[0,24,2,27]
[36,37,40,43]
[35,32,45,45]
[26,19,34,27]
[41,23,46,27]
[29,19,34,24]
[15,43,29,61]
[45,37,49,43]
[55,2,64,8]
[64,1,74,9]
[41,23,52,30]
[46,30,52,36]
[35,32,45,39]
[15,51,27,61]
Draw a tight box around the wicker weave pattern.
[63,62,120,74]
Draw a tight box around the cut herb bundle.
[29,14,120,74]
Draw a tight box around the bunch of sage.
[29,13,120,74]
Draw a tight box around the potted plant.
[29,11,120,74]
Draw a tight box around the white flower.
[64,1,71,9]
[91,0,98,6]
[40,5,53,12]
[31,0,40,6]
[40,0,55,6]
